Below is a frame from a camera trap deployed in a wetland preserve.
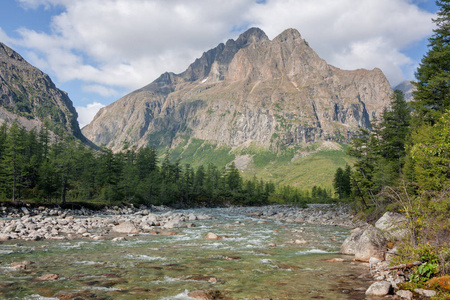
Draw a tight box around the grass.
[167,137,354,191]
[243,146,353,190]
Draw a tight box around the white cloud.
[7,0,436,93]
[247,0,435,85]
[75,102,105,128]
[82,84,119,97]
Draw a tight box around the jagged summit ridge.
[83,27,393,152]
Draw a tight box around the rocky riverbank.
[0,204,212,241]
[232,204,366,228]
[0,203,363,242]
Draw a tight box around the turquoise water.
[0,208,371,299]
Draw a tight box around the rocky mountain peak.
[236,27,269,47]
[274,28,302,42]
[0,43,24,62]
[83,27,393,153]
[0,42,92,145]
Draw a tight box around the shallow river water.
[0,208,372,299]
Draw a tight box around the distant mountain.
[393,80,416,101]
[0,42,91,144]
[83,27,393,153]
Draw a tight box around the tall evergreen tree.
[412,0,450,125]
[379,90,411,162]
[3,122,26,201]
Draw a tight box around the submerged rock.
[187,289,223,300]
[10,261,33,270]
[205,232,221,240]
[33,273,59,281]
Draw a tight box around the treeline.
[0,121,311,207]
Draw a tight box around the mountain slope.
[83,28,393,153]
[0,42,90,144]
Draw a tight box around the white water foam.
[295,249,332,255]
[24,295,59,300]
[159,289,196,300]
[125,254,166,261]
[152,276,182,285]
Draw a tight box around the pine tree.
[412,0,450,125]
[379,90,411,162]
[3,122,26,201]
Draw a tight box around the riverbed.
[0,207,372,299]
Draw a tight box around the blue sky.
[0,0,438,127]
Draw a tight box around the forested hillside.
[0,120,335,206]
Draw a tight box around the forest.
[0,121,335,207]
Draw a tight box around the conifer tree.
[412,0,450,125]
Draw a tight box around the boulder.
[187,289,222,300]
[0,234,11,241]
[111,221,139,234]
[375,212,408,240]
[11,261,32,270]
[340,225,387,262]
[34,273,59,281]
[396,290,413,300]
[205,232,221,240]
[414,288,437,297]
[365,281,392,296]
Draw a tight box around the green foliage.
[407,111,450,191]
[0,122,307,207]
[409,262,440,283]
[412,0,450,126]
[333,165,351,199]
[347,91,411,210]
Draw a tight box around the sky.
[0,0,439,128]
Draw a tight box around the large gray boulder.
[340,225,387,261]
[111,221,139,234]
[365,281,392,296]
[375,212,408,241]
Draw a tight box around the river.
[0,207,372,299]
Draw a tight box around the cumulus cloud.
[82,84,119,97]
[247,0,435,85]
[75,102,105,128]
[7,0,436,93]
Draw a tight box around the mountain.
[393,80,415,101]
[0,42,90,144]
[83,28,393,154]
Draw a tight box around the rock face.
[83,27,393,152]
[0,42,90,144]
[375,211,408,241]
[339,225,387,261]
[394,80,415,102]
